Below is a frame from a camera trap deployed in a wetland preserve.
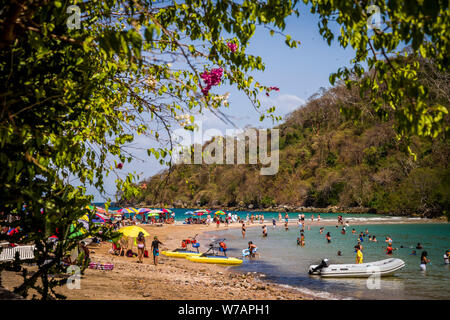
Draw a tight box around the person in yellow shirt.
[355,245,363,264]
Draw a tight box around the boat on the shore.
[161,250,202,258]
[186,255,243,265]
[308,258,405,278]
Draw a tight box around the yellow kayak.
[186,255,243,265]
[161,250,202,258]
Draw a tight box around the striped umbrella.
[214,210,226,215]
[137,208,152,214]
[118,207,139,214]
[194,209,211,214]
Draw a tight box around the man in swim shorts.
[151,236,163,266]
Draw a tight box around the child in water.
[300,232,305,247]
[326,232,331,243]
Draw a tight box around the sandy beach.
[1,217,445,300]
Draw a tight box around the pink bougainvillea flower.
[227,42,237,52]
[200,68,223,96]
[270,86,280,91]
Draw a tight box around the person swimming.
[444,250,450,265]
[337,250,342,256]
[416,243,423,249]
[410,250,417,255]
[319,227,324,234]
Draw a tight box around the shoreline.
[1,217,446,300]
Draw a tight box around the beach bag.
[144,250,149,258]
[126,249,133,257]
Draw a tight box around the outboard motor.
[309,258,329,274]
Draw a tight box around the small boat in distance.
[308,258,405,278]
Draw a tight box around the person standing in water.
[317,214,321,222]
[385,243,396,255]
[444,250,450,265]
[262,225,268,237]
[311,214,314,222]
[272,218,276,229]
[420,251,430,271]
[355,246,363,264]
[241,222,246,239]
[278,212,282,222]
[300,232,305,247]
[326,232,331,243]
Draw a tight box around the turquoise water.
[199,223,450,300]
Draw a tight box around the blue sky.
[86,5,357,202]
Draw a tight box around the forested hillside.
[129,58,449,218]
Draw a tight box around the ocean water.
[198,223,450,300]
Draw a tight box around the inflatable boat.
[161,250,202,258]
[308,258,405,278]
[186,255,243,266]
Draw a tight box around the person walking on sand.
[420,251,430,271]
[241,222,246,239]
[136,232,146,263]
[151,236,163,266]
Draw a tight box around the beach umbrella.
[184,211,194,215]
[118,226,150,238]
[92,213,108,224]
[147,212,160,217]
[162,208,173,214]
[194,209,211,214]
[214,210,226,215]
[106,210,122,217]
[194,212,205,216]
[137,208,152,214]
[77,219,90,230]
[118,207,139,214]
